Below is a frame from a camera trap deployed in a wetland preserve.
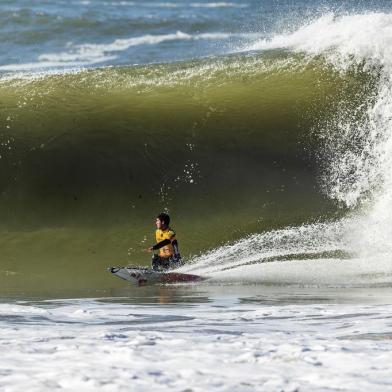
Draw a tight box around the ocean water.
[2,286,392,392]
[2,0,392,390]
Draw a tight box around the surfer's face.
[156,218,163,229]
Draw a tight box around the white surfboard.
[107,266,205,286]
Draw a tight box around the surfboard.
[107,266,205,286]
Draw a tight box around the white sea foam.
[1,297,392,391]
[180,219,392,285]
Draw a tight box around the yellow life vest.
[155,228,176,258]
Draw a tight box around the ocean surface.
[2,0,392,390]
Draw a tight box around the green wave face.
[0,52,376,292]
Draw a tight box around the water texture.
[2,287,392,391]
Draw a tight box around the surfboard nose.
[107,267,119,273]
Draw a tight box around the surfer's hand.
[145,247,153,253]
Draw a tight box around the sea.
[1,0,392,390]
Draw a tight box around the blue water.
[2,0,392,72]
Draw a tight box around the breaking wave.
[181,12,392,286]
[2,12,392,290]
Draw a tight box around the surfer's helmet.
[157,212,170,226]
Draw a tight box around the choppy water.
[2,286,392,391]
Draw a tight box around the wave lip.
[246,12,392,70]
[242,12,392,210]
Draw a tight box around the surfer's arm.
[151,239,171,250]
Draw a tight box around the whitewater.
[180,12,392,286]
[3,2,392,391]
[2,288,392,392]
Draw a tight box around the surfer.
[146,213,182,270]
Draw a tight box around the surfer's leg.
[151,254,160,270]
[151,255,171,270]
[168,256,183,269]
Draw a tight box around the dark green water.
[0,52,378,292]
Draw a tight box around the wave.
[1,51,348,226]
[2,12,392,291]
[246,12,392,236]
[180,12,392,285]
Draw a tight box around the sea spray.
[184,12,392,283]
